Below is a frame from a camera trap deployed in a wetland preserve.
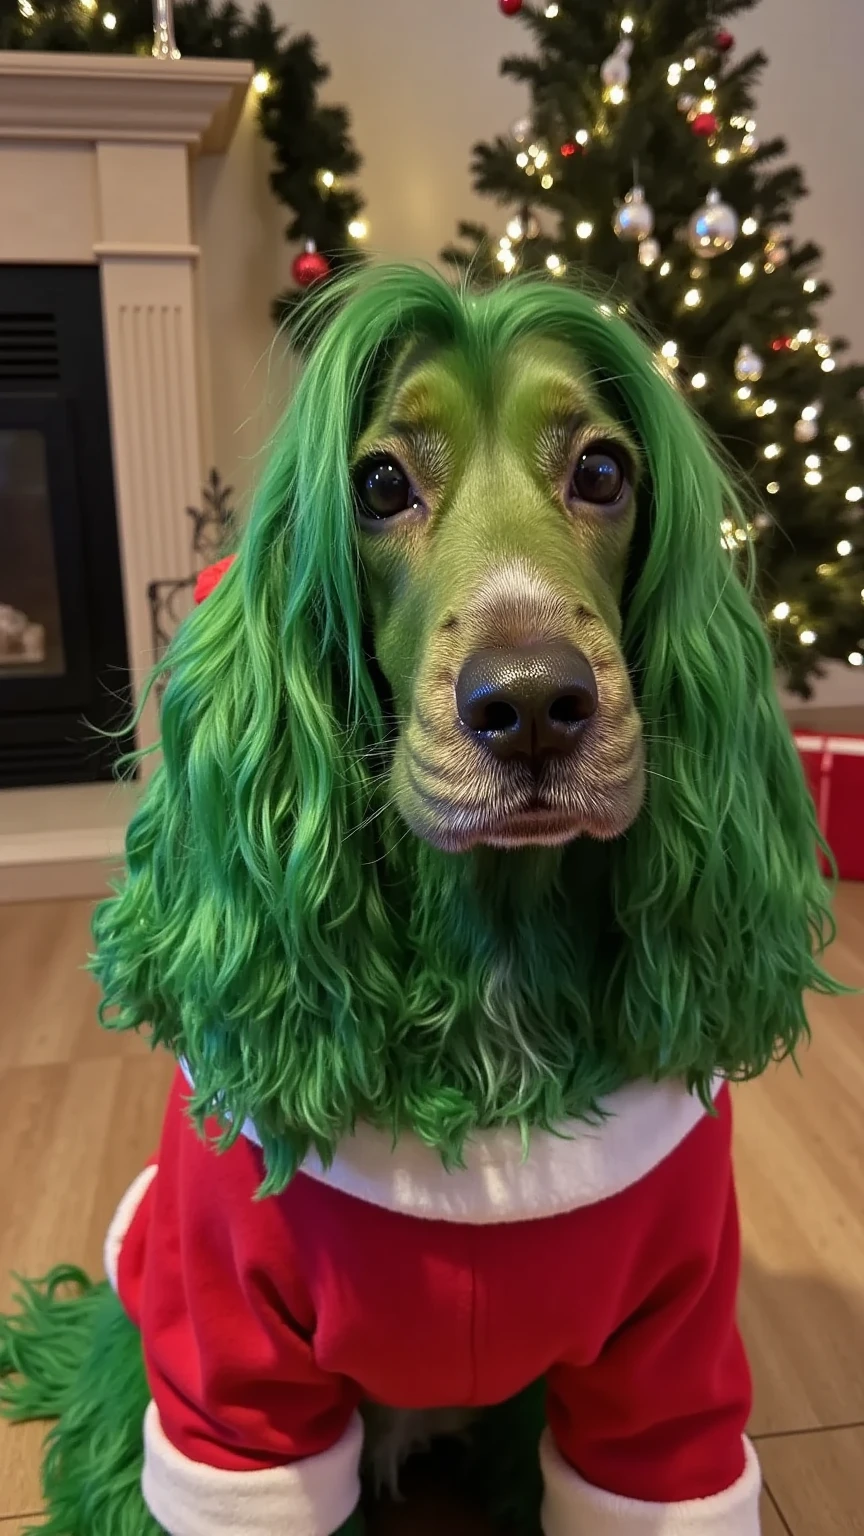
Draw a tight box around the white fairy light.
[541,174,554,189]
[620,14,635,32]
[835,435,853,452]
[849,652,864,666]
[837,540,853,556]
[764,443,782,459]
[742,217,759,236]
[660,341,678,359]
[759,399,778,415]
[545,2,559,14]
[659,261,672,277]
[736,386,752,401]
[772,602,791,619]
[667,64,683,86]
[821,358,836,373]
[575,129,590,145]
[739,262,755,280]
[516,152,529,168]
[347,219,368,240]
[546,253,565,274]
[715,149,732,165]
[683,55,696,70]
[801,404,820,421]
[799,629,817,646]
[691,372,708,390]
[704,75,717,90]
[252,71,272,94]
[102,9,117,24]
[506,217,525,240]
[804,470,822,485]
[18,0,34,15]
[803,278,817,293]
[575,220,594,239]
[684,287,702,308]
[797,328,813,343]
[319,170,335,189]
[607,84,627,104]
[766,481,780,494]
[846,486,864,502]
[805,454,821,469]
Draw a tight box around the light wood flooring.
[0,891,862,1534]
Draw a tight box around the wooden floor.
[0,894,862,1535]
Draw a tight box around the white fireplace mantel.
[0,51,253,899]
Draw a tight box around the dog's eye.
[569,443,629,507]
[353,456,419,521]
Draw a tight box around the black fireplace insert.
[0,266,133,787]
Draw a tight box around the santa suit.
[106,1067,760,1536]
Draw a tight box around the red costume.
[106,1068,760,1535]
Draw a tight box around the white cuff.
[540,1430,761,1535]
[142,1401,363,1536]
[103,1165,158,1293]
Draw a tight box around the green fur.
[91,264,840,1195]
[0,1269,161,1535]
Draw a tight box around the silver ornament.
[600,39,632,88]
[638,236,661,269]
[688,188,739,257]
[794,417,818,444]
[511,116,532,143]
[734,343,764,383]
[614,184,655,242]
[677,93,697,114]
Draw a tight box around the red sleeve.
[542,1089,760,1533]
[113,1070,362,1536]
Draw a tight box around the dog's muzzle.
[455,641,598,763]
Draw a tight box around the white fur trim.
[103,1165,158,1293]
[142,1400,363,1536]
[540,1430,761,1535]
[179,1060,722,1224]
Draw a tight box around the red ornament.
[499,0,522,12]
[560,141,577,157]
[292,246,331,289]
[692,112,718,137]
[194,555,236,606]
[714,29,735,52]
[771,336,792,352]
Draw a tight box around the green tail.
[0,1267,160,1536]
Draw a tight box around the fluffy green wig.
[92,264,838,1192]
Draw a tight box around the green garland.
[1,0,367,317]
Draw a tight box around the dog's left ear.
[604,364,839,1083]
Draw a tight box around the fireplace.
[0,265,133,786]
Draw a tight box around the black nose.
[455,642,598,760]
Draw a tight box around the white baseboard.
[0,781,139,903]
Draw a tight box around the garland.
[1,0,367,316]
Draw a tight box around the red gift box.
[794,732,864,881]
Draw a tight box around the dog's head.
[355,332,644,852]
[94,267,837,1186]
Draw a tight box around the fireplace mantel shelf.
[0,52,252,149]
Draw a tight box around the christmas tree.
[445,0,864,694]
[1,0,367,317]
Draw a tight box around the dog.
[2,266,838,1536]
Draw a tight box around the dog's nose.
[455,642,598,759]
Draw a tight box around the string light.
[18,0,34,14]
[850,652,864,667]
[659,261,672,277]
[746,119,757,132]
[736,386,752,401]
[347,219,368,240]
[252,70,271,94]
[766,481,780,495]
[704,75,717,90]
[575,130,590,146]
[506,217,525,240]
[764,443,782,459]
[805,454,821,469]
[845,486,863,502]
[803,278,817,293]
[499,250,517,274]
[739,262,755,280]
[742,217,759,236]
[102,9,116,24]
[756,398,777,416]
[667,64,683,86]
[772,602,791,619]
[838,540,853,556]
[683,55,696,70]
[835,435,853,452]
[804,470,822,486]
[801,404,820,421]
[691,372,708,389]
[575,220,594,239]
[546,253,565,274]
[815,340,832,358]
[544,2,559,14]
[318,169,335,189]
[80,0,97,8]
[799,629,817,646]
[797,328,813,343]
[534,149,549,168]
[620,14,635,32]
[715,149,732,165]
[516,152,529,168]
[541,174,554,189]
[660,341,678,359]
[607,84,627,104]
[821,358,836,373]
[684,288,702,308]
[741,133,757,153]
